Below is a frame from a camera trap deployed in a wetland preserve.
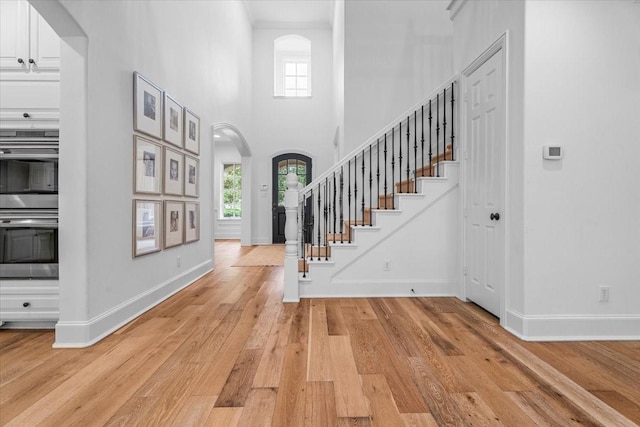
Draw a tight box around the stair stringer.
[300,163,460,298]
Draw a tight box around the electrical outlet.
[599,286,609,302]
[383,260,391,271]
[177,256,181,268]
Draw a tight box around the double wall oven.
[0,129,59,279]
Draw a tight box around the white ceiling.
[243,0,334,28]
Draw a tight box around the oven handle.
[0,221,58,229]
[0,153,59,160]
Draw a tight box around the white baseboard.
[300,280,454,298]
[504,309,640,341]
[53,260,213,348]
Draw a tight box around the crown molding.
[253,20,331,30]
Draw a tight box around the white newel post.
[283,173,300,302]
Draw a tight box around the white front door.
[464,47,505,317]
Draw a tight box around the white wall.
[521,0,640,336]
[343,0,453,154]
[332,0,345,161]
[451,0,527,318]
[50,0,252,346]
[251,26,334,244]
[214,140,242,239]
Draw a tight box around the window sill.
[273,95,313,99]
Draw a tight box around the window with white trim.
[274,35,311,97]
[221,163,241,218]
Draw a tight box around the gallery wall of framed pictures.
[132,71,201,258]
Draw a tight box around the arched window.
[274,35,311,97]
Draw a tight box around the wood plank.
[407,356,465,426]
[337,417,372,427]
[307,301,333,381]
[361,374,404,427]
[252,313,293,388]
[237,387,278,427]
[304,381,337,427]
[399,413,438,427]
[450,392,503,426]
[168,395,217,426]
[272,343,307,427]
[328,335,370,418]
[288,299,310,344]
[326,300,349,336]
[214,348,262,407]
[204,407,243,427]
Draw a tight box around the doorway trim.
[212,123,252,246]
[461,32,510,324]
[271,152,312,244]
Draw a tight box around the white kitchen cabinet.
[0,0,60,72]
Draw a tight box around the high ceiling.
[242,0,334,27]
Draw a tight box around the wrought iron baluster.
[443,87,447,162]
[384,134,388,209]
[347,159,351,243]
[361,150,365,227]
[436,93,440,177]
[413,111,417,193]
[421,105,425,177]
[324,177,328,261]
[353,155,358,231]
[406,116,410,193]
[310,188,314,265]
[428,100,433,177]
[317,184,321,260]
[332,172,336,243]
[369,146,373,225]
[391,127,396,209]
[398,121,402,194]
[376,139,380,209]
[340,166,344,243]
[451,82,455,161]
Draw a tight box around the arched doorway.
[272,153,312,243]
[212,123,252,246]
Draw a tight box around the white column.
[283,173,300,302]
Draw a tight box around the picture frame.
[163,93,183,148]
[133,135,162,194]
[183,108,200,155]
[184,202,200,243]
[184,155,199,198]
[164,147,184,196]
[133,72,163,139]
[164,201,184,248]
[133,200,162,257]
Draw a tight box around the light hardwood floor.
[1,240,639,426]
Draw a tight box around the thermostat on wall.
[543,145,563,160]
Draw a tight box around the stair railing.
[284,77,458,299]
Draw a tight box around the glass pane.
[278,190,285,206]
[297,160,306,176]
[298,174,306,187]
[297,89,307,96]
[297,77,307,89]
[285,76,296,89]
[297,63,308,75]
[278,174,287,191]
[288,161,297,173]
[278,160,287,174]
[285,62,296,75]
[285,89,296,97]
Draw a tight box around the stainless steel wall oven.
[0,129,59,279]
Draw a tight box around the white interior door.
[464,48,505,317]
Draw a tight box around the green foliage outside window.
[223,164,241,218]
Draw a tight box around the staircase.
[284,78,459,301]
